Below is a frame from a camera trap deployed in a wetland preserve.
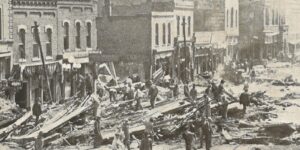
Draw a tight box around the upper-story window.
[226,10,229,27]
[275,10,279,25]
[265,8,269,25]
[177,16,180,36]
[86,22,92,48]
[272,9,275,25]
[0,8,2,40]
[63,22,69,50]
[19,29,26,59]
[182,16,186,35]
[231,7,234,28]
[46,28,52,57]
[235,10,238,27]
[75,22,81,49]
[32,30,39,58]
[168,23,171,44]
[188,16,191,36]
[162,23,166,45]
[155,23,159,45]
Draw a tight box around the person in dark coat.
[240,86,251,114]
[85,74,93,96]
[32,97,42,126]
[190,84,197,101]
[94,117,103,148]
[173,84,179,99]
[148,81,158,109]
[202,118,212,150]
[140,132,152,150]
[35,131,43,150]
[183,124,196,150]
[184,82,190,99]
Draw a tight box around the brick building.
[97,0,194,82]
[239,0,280,60]
[57,0,98,99]
[11,0,98,108]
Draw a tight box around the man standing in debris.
[240,84,251,114]
[122,120,130,150]
[32,97,42,126]
[148,80,158,109]
[144,117,154,141]
[93,97,103,148]
[184,82,190,99]
[218,80,228,120]
[202,117,212,150]
[35,131,43,150]
[135,86,144,111]
[183,124,196,150]
[190,84,197,102]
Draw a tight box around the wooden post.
[32,21,53,103]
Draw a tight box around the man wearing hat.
[240,84,251,114]
[183,124,196,150]
[218,80,228,119]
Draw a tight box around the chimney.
[104,0,112,17]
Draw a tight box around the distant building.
[97,0,194,81]
[193,0,227,74]
[0,0,13,83]
[239,0,280,60]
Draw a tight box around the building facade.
[239,0,280,61]
[193,0,226,74]
[11,0,97,108]
[57,0,98,99]
[97,0,194,82]
[0,0,13,86]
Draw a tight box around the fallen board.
[9,97,93,141]
[0,111,32,139]
[101,99,191,139]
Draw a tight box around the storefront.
[264,32,279,59]
[12,61,62,109]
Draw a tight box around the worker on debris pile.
[96,80,105,98]
[85,73,93,96]
[135,86,144,111]
[190,84,198,102]
[250,69,256,83]
[239,84,251,114]
[144,117,154,141]
[148,80,158,109]
[140,132,152,150]
[218,80,228,120]
[211,81,218,101]
[112,128,126,150]
[122,119,130,150]
[184,82,190,100]
[183,124,196,150]
[173,83,179,100]
[123,82,129,101]
[35,131,43,150]
[32,97,42,126]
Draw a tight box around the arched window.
[227,10,229,27]
[46,28,52,56]
[75,22,81,49]
[162,23,166,45]
[188,16,191,36]
[155,23,159,45]
[63,22,69,50]
[86,22,92,48]
[231,7,234,28]
[177,16,180,36]
[19,29,26,59]
[235,10,238,27]
[168,23,171,44]
[265,8,269,25]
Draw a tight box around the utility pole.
[32,21,53,103]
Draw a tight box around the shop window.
[76,22,81,49]
[86,22,92,48]
[265,8,269,25]
[168,23,171,44]
[19,29,26,59]
[63,22,69,50]
[46,28,52,57]
[162,23,166,45]
[155,23,159,45]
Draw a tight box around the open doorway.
[15,83,27,108]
